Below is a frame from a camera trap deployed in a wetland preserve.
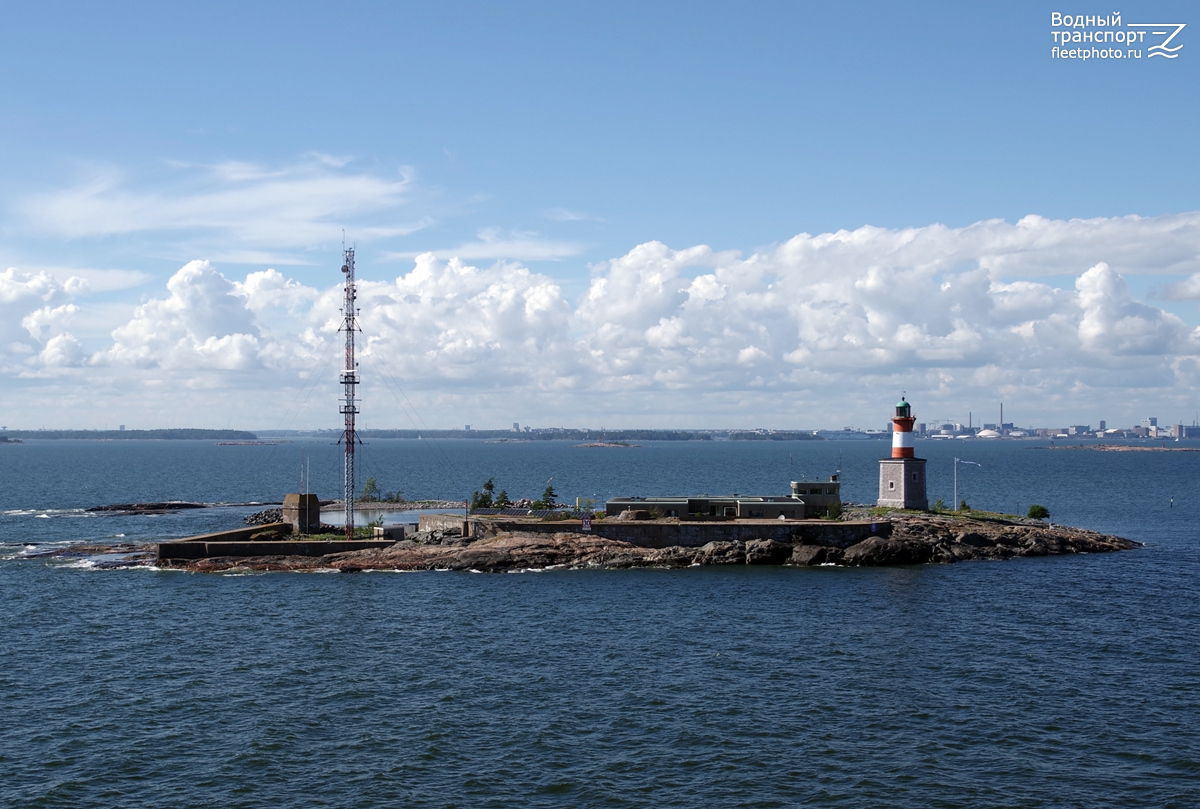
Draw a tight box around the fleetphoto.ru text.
[1050,11,1185,61]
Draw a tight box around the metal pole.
[954,458,980,512]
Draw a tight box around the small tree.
[495,489,511,508]
[470,478,496,511]
[958,498,970,512]
[360,477,381,503]
[932,498,946,512]
[542,484,557,506]
[1027,504,1051,520]
[532,484,558,510]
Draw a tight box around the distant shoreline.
[1033,443,1200,452]
[1,429,258,441]
[6,429,1197,445]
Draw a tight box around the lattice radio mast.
[339,246,359,540]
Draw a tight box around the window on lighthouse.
[888,481,895,490]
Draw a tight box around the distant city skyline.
[2,2,1199,430]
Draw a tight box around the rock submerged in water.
[161,512,1138,573]
[87,501,207,514]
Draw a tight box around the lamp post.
[954,457,981,511]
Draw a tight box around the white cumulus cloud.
[1,268,88,374]
[5,212,1200,428]
[98,260,261,370]
[354,253,572,387]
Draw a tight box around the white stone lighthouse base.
[878,458,929,510]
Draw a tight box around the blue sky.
[2,1,1200,430]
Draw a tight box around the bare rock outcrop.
[745,538,793,565]
[841,536,934,566]
[786,512,1137,567]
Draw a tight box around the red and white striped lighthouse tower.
[891,396,916,458]
[878,394,928,510]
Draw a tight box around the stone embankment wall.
[419,514,891,549]
[419,514,474,535]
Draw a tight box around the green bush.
[1027,504,1051,520]
[958,499,970,512]
[932,498,946,512]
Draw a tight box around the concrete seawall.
[157,523,393,561]
[420,513,891,549]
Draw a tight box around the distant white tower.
[878,395,929,510]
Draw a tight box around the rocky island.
[55,396,1136,574]
[136,508,1135,573]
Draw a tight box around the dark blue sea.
[2,437,1198,807]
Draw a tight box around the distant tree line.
[726,431,822,441]
[0,429,259,440]
[353,429,713,441]
[333,429,825,441]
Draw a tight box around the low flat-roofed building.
[605,476,840,520]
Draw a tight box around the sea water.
[1,438,1198,807]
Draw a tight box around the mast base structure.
[339,247,360,540]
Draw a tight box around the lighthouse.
[877,395,929,510]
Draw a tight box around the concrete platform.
[156,523,394,561]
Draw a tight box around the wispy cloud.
[22,265,151,293]
[544,207,605,223]
[20,157,416,251]
[385,228,586,262]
